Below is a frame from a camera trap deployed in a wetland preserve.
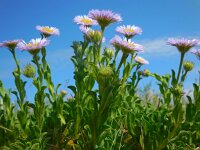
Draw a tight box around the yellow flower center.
[27,43,39,47]
[81,18,92,25]
[127,42,134,47]
[42,27,53,33]
[124,28,134,33]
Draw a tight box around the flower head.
[167,38,199,54]
[135,56,149,65]
[36,26,60,37]
[0,39,22,50]
[17,38,49,55]
[110,35,144,53]
[88,9,122,30]
[116,25,142,39]
[74,15,97,26]
[191,49,200,60]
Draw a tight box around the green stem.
[0,125,13,132]
[117,53,127,72]
[11,50,20,73]
[74,90,81,139]
[33,55,43,84]
[10,49,26,107]
[199,70,200,86]
[177,53,185,83]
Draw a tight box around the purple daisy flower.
[116,25,142,39]
[88,9,122,30]
[36,26,60,37]
[135,56,149,65]
[0,39,22,50]
[191,49,200,60]
[74,15,97,26]
[167,38,199,53]
[110,35,144,53]
[110,35,123,49]
[17,38,49,55]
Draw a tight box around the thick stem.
[177,53,185,83]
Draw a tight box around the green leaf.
[68,85,76,94]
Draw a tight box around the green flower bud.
[138,69,151,77]
[60,90,68,96]
[183,61,194,72]
[88,30,103,44]
[143,69,151,77]
[22,64,36,78]
[99,66,113,77]
[104,47,114,59]
[173,85,184,96]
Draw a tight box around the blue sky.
[0,0,200,100]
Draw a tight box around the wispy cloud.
[139,36,200,56]
[139,37,177,56]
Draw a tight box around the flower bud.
[99,66,113,77]
[183,61,194,72]
[60,90,68,96]
[143,69,151,77]
[89,30,103,44]
[104,47,114,59]
[22,64,36,78]
[138,69,151,77]
[173,85,184,96]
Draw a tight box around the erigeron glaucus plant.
[0,9,200,150]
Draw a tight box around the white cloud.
[138,36,200,56]
[139,37,177,56]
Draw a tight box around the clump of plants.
[0,9,200,150]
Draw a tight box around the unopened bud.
[99,66,113,77]
[60,90,67,96]
[138,69,151,77]
[104,47,114,59]
[173,85,184,96]
[183,61,194,72]
[88,30,103,44]
[22,64,36,78]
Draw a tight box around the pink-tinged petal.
[191,49,200,60]
[36,25,60,37]
[74,15,97,26]
[135,56,149,65]
[17,38,49,55]
[88,9,122,29]
[167,38,199,53]
[0,39,22,50]
[116,25,142,39]
[110,36,144,53]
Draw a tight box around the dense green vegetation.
[0,10,200,150]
